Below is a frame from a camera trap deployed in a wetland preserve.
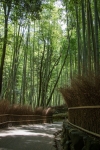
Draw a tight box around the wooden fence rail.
[67,105,100,139]
[67,119,100,138]
[68,105,100,110]
[0,114,53,128]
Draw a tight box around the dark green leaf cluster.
[0,0,42,20]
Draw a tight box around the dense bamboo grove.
[0,0,100,108]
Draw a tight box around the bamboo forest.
[0,0,100,108]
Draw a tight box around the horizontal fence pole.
[0,115,53,126]
[0,114,40,117]
[67,119,100,138]
[10,114,40,117]
[0,118,52,125]
[42,116,52,118]
[0,114,9,116]
[8,119,47,123]
[0,114,53,117]
[0,121,8,125]
[0,120,39,125]
[68,105,100,110]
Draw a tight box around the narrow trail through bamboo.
[0,122,62,150]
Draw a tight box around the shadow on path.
[0,122,62,150]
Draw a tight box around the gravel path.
[0,122,62,150]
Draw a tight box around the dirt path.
[0,122,62,150]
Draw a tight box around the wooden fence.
[67,105,100,138]
[0,114,53,128]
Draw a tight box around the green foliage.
[0,0,42,20]
[0,0,99,108]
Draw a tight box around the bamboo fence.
[67,105,100,137]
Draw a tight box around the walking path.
[0,122,62,150]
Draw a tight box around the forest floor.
[0,122,62,150]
